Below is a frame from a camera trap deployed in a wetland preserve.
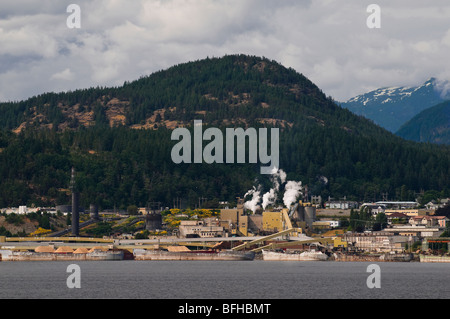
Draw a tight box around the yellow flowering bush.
[135,221,145,227]
[30,227,52,236]
[161,208,220,231]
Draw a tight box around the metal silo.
[70,167,79,236]
[305,206,316,229]
[90,204,99,220]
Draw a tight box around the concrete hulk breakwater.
[419,255,450,263]
[333,253,414,262]
[0,249,124,261]
[262,250,328,261]
[133,249,255,261]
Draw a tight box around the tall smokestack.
[70,167,79,236]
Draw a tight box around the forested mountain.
[340,78,446,133]
[0,55,449,210]
[396,101,450,145]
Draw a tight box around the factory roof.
[54,246,74,253]
[73,247,89,254]
[167,245,191,252]
[34,246,55,253]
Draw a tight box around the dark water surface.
[1,260,449,299]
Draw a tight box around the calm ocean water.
[1,260,450,299]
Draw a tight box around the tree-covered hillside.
[0,55,449,209]
[396,100,450,145]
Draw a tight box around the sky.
[1,0,450,103]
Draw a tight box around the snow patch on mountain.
[348,80,436,107]
[340,78,447,133]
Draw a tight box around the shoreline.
[2,249,449,263]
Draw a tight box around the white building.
[409,216,448,228]
[360,203,387,216]
[343,232,408,253]
[383,226,442,238]
[325,201,358,210]
[178,219,225,238]
[1,206,56,215]
[329,220,340,228]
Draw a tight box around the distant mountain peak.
[341,78,446,133]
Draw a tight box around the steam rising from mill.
[244,168,302,213]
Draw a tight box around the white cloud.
[441,29,450,47]
[0,0,450,102]
[0,20,59,58]
[51,68,74,81]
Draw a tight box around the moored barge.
[262,249,328,261]
[133,248,255,261]
[0,247,124,261]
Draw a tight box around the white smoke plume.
[243,167,303,212]
[262,188,276,210]
[244,186,261,213]
[261,167,286,210]
[318,175,328,185]
[277,168,287,185]
[283,180,303,209]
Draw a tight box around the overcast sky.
[1,0,450,102]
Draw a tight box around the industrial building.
[325,200,358,210]
[178,219,225,238]
[145,212,163,231]
[219,199,317,236]
[291,201,316,230]
[89,204,99,220]
[219,198,249,236]
[261,210,292,233]
[342,232,409,253]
